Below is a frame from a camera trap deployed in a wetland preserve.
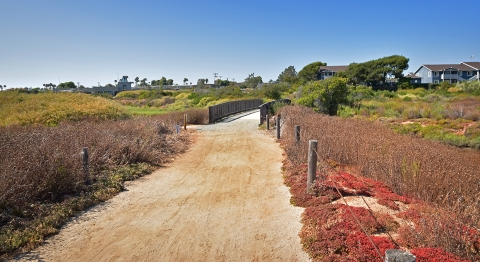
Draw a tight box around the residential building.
[413,62,480,84]
[318,65,348,80]
[463,62,480,81]
[404,73,422,84]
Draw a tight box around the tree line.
[274,55,409,116]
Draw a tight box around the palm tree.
[205,78,208,84]
[183,78,188,85]
[114,80,117,86]
[135,77,139,87]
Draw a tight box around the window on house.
[434,72,438,76]
[434,80,439,84]
[445,71,450,74]
[428,72,431,77]
[468,71,472,76]
[452,71,458,74]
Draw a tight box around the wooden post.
[307,140,317,193]
[295,125,300,142]
[276,115,281,139]
[176,124,180,134]
[183,114,187,130]
[81,147,91,185]
[266,115,269,130]
[385,249,416,262]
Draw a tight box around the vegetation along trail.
[13,111,310,261]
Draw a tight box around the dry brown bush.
[279,105,480,226]
[169,108,209,125]
[0,113,197,207]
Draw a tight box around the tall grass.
[0,91,130,126]
[280,105,479,260]
[0,108,208,257]
[280,106,479,223]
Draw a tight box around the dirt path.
[13,111,310,262]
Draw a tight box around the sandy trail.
[13,111,309,262]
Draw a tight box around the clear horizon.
[1,0,479,88]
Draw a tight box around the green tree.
[298,61,327,82]
[297,77,349,115]
[344,55,409,85]
[183,78,188,85]
[344,62,369,85]
[244,73,263,88]
[261,83,290,100]
[57,81,77,88]
[277,65,298,83]
[151,77,168,86]
[167,79,174,85]
[197,78,206,88]
[216,79,231,87]
[140,78,147,86]
[135,77,139,86]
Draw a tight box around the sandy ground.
[12,111,310,262]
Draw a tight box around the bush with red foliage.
[411,248,469,262]
[300,203,397,261]
[284,163,340,207]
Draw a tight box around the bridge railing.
[259,99,291,125]
[208,99,263,124]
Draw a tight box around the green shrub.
[296,78,349,115]
[402,107,421,119]
[187,92,204,105]
[338,106,356,118]
[197,97,215,107]
[457,81,480,93]
[270,102,289,115]
[382,91,397,98]
[392,123,422,135]
[166,99,189,111]
[115,90,143,98]
[348,85,374,106]
[439,81,451,91]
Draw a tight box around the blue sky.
[1,0,479,88]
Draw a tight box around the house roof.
[405,73,421,79]
[462,62,480,70]
[319,65,349,72]
[414,64,474,73]
[424,64,473,71]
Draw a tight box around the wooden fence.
[258,99,291,125]
[208,99,263,124]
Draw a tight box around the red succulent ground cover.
[411,248,470,262]
[282,159,480,261]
